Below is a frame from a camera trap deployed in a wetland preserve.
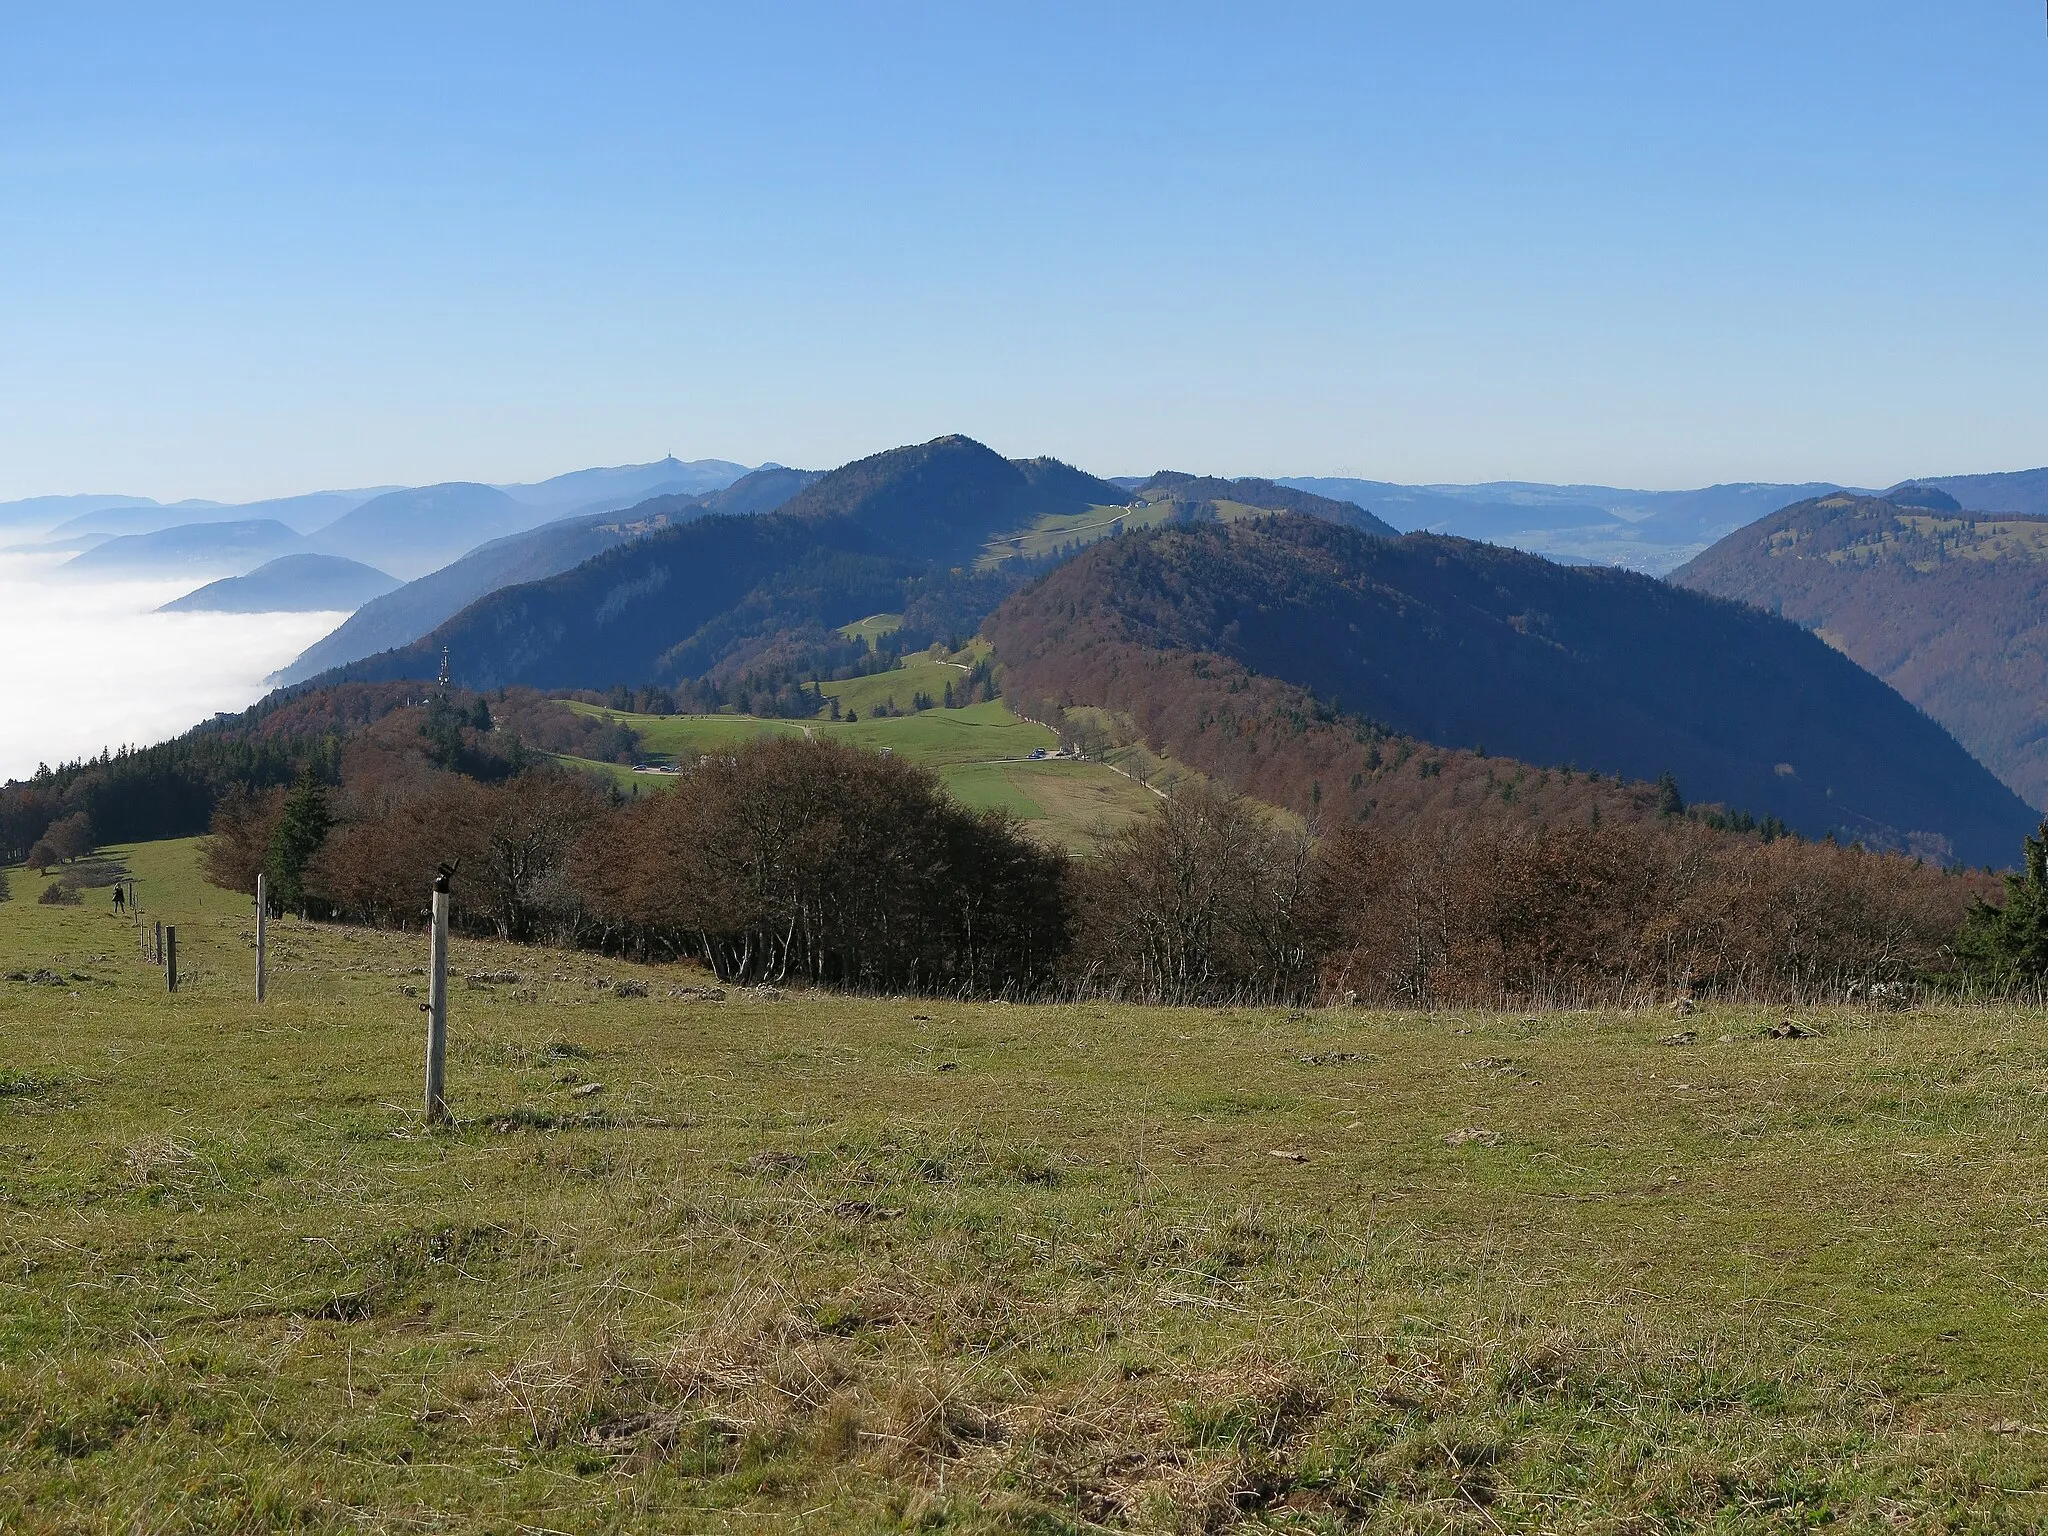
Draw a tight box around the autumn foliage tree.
[200,785,287,896]
[1316,816,1980,1007]
[574,736,1068,992]
[1067,784,1321,1003]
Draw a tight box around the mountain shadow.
[1673,489,2048,809]
[985,513,2034,866]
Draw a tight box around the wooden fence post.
[255,874,268,1003]
[154,920,163,968]
[424,868,452,1124]
[166,926,178,993]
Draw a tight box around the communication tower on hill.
[437,645,450,692]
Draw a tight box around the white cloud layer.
[0,554,344,783]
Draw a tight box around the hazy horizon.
[0,449,1998,515]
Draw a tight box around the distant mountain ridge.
[985,513,2033,866]
[308,482,541,579]
[1672,489,2048,810]
[313,436,1131,691]
[159,554,399,614]
[274,467,824,684]
[0,457,755,557]
[62,519,311,576]
[1279,477,1855,572]
[1900,467,2048,517]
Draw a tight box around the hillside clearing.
[3,838,2048,1531]
[558,697,1159,852]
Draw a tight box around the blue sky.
[3,2,2045,500]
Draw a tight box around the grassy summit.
[3,839,2048,1530]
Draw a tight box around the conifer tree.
[1957,820,2048,990]
[265,768,333,916]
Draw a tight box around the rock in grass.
[570,1081,605,1098]
[1445,1127,1504,1147]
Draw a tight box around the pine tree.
[1957,820,2048,991]
[1655,771,1684,817]
[265,768,334,916]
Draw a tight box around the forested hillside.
[986,514,2034,865]
[318,437,1125,693]
[1673,490,2048,809]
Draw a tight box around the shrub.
[38,881,81,906]
[573,736,1069,994]
[201,784,287,897]
[43,812,95,863]
[1070,783,1321,1004]
[1318,816,1977,1007]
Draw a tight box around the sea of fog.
[0,553,347,784]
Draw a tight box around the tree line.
[192,697,2028,1004]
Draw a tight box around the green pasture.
[5,837,2048,1530]
[558,696,1158,851]
[837,612,905,646]
[977,497,1284,570]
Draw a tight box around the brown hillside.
[990,599,1686,841]
[1672,491,2048,810]
[985,515,2036,865]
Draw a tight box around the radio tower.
[437,646,450,693]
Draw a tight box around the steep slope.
[319,437,1106,692]
[309,482,546,578]
[159,554,399,614]
[62,519,309,577]
[274,469,820,685]
[1672,490,2048,809]
[986,514,2034,866]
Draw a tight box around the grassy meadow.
[560,691,1161,852]
[976,498,1298,570]
[6,838,2048,1531]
